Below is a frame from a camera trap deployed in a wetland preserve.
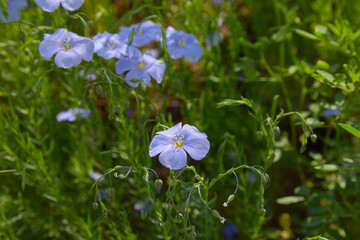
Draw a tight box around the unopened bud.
[141,210,147,219]
[273,126,280,139]
[155,179,163,194]
[108,187,115,197]
[189,228,196,240]
[257,204,266,216]
[257,131,264,141]
[310,134,317,143]
[92,202,98,210]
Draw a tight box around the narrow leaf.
[338,123,360,138]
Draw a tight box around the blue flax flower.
[39,28,94,68]
[0,0,27,23]
[35,0,83,12]
[118,20,161,47]
[93,31,129,59]
[115,47,166,87]
[56,108,90,122]
[165,26,203,62]
[149,122,210,170]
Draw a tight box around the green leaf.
[0,204,6,222]
[314,164,338,171]
[0,0,8,18]
[338,123,360,138]
[316,70,335,82]
[216,97,254,110]
[293,28,320,41]
[276,196,304,205]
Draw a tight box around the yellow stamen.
[63,37,72,50]
[138,63,145,69]
[175,140,184,147]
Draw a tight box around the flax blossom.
[165,26,203,62]
[93,31,128,59]
[39,28,94,68]
[115,47,166,87]
[149,122,210,170]
[35,0,83,12]
[56,108,90,122]
[0,0,27,23]
[118,20,161,47]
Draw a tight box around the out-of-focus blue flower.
[39,28,94,68]
[205,31,223,47]
[88,170,104,182]
[118,20,161,47]
[56,108,90,122]
[115,47,166,87]
[35,0,83,12]
[322,108,340,117]
[165,26,203,62]
[223,222,238,239]
[0,0,27,23]
[93,31,129,59]
[149,122,210,170]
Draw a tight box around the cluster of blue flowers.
[2,0,210,170]
[38,19,203,87]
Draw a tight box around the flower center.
[135,29,143,35]
[174,134,184,148]
[63,37,72,49]
[137,60,145,69]
[175,140,184,147]
[177,38,185,47]
[107,40,115,49]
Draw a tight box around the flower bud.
[227,194,235,203]
[257,131,263,141]
[310,134,317,143]
[257,204,266,216]
[273,126,280,139]
[155,179,163,194]
[108,187,115,197]
[92,202,98,210]
[141,210,147,219]
[189,228,196,240]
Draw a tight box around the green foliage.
[1,0,360,239]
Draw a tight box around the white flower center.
[63,37,72,49]
[177,38,185,47]
[174,134,184,147]
[107,40,115,49]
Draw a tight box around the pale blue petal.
[9,0,28,9]
[157,122,182,138]
[54,50,82,68]
[44,28,68,41]
[88,170,104,182]
[125,69,151,86]
[35,0,61,12]
[149,134,173,157]
[61,0,83,11]
[92,32,106,52]
[184,42,203,62]
[0,5,20,22]
[96,47,121,59]
[122,45,142,59]
[181,124,208,140]
[72,39,94,61]
[39,39,62,60]
[115,58,136,74]
[56,109,76,122]
[159,147,187,170]
[165,26,177,38]
[167,43,184,59]
[145,53,166,84]
[183,138,210,161]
